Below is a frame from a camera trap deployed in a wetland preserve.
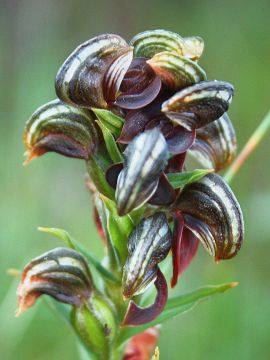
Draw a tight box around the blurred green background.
[1,0,269,359]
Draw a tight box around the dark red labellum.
[117,88,172,143]
[171,211,199,288]
[106,162,124,188]
[166,153,187,173]
[148,173,176,206]
[166,126,196,154]
[114,58,162,110]
[122,268,168,326]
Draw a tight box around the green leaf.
[96,120,123,163]
[117,282,238,345]
[101,195,134,264]
[166,168,213,189]
[38,227,120,285]
[86,157,115,199]
[94,194,120,271]
[92,108,124,137]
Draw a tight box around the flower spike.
[18,29,245,357]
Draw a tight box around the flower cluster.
[18,30,244,359]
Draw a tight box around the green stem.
[224,110,270,183]
[110,346,123,360]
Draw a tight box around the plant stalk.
[224,110,270,183]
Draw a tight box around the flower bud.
[189,113,237,171]
[183,36,204,61]
[17,247,117,358]
[124,326,160,360]
[130,29,203,61]
[71,293,116,359]
[162,80,234,131]
[122,212,171,298]
[176,173,244,260]
[24,99,99,163]
[115,129,169,215]
[17,247,93,315]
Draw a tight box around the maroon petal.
[118,110,151,143]
[115,58,162,110]
[122,268,168,326]
[178,227,199,276]
[145,114,174,137]
[166,153,186,173]
[120,58,146,92]
[103,49,133,102]
[118,88,172,144]
[171,212,199,288]
[105,162,123,188]
[115,76,161,110]
[148,173,176,206]
[166,126,195,154]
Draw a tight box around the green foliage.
[92,109,124,137]
[167,168,213,189]
[101,196,134,265]
[96,120,123,163]
[118,282,237,345]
